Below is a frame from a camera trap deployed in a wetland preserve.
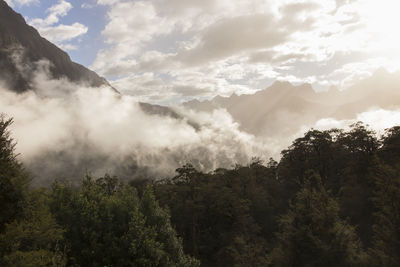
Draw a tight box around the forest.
[1,115,399,267]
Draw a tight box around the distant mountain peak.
[372,67,390,78]
[213,95,226,101]
[0,0,117,93]
[269,80,292,89]
[295,83,315,95]
[328,85,339,92]
[260,80,315,98]
[274,80,291,85]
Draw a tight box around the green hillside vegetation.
[1,114,400,266]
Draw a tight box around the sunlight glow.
[362,0,400,69]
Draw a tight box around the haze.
[2,0,400,184]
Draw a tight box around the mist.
[2,57,400,186]
[0,60,273,185]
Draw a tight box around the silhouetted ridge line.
[0,0,117,93]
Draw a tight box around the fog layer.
[0,61,271,185]
[2,60,400,185]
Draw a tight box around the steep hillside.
[0,0,114,92]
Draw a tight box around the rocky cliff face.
[0,0,114,92]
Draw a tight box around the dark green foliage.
[153,123,400,266]
[2,114,400,266]
[269,172,367,266]
[379,126,400,164]
[0,116,197,266]
[50,175,199,267]
[155,162,281,266]
[0,115,65,266]
[0,115,28,231]
[278,123,379,245]
[0,189,66,267]
[368,158,400,266]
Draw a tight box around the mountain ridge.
[184,70,400,136]
[0,0,115,92]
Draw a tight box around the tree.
[155,163,277,267]
[278,129,341,199]
[0,115,28,231]
[368,159,400,266]
[0,115,65,266]
[162,164,204,259]
[0,189,66,267]
[367,126,400,266]
[269,172,367,266]
[50,175,199,267]
[379,126,400,165]
[336,123,379,246]
[137,187,199,266]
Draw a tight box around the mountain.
[184,81,330,136]
[0,0,114,92]
[184,71,400,137]
[0,1,190,120]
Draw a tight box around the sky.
[6,0,400,105]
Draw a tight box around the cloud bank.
[90,0,400,104]
[0,61,268,185]
[2,59,400,186]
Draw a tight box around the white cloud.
[310,109,400,136]
[97,0,119,5]
[27,1,88,51]
[38,23,88,43]
[175,14,289,66]
[91,0,400,104]
[57,43,78,51]
[92,0,319,101]
[81,3,94,9]
[92,1,177,72]
[4,0,38,7]
[29,0,72,28]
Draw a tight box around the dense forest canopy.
[1,115,400,266]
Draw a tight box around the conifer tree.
[368,160,400,266]
[269,172,367,266]
[0,115,28,231]
[50,176,199,267]
[0,115,65,266]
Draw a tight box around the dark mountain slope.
[0,0,114,92]
[0,1,192,124]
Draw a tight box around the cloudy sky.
[7,0,400,104]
